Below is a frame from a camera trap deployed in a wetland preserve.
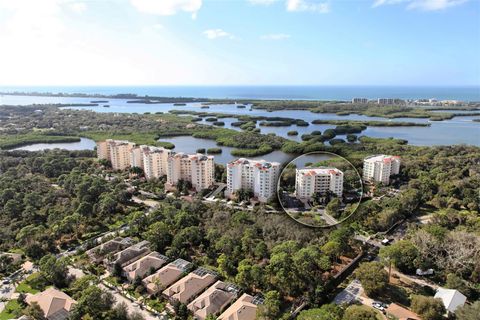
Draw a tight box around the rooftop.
[25,288,76,320]
[187,281,240,320]
[364,154,400,163]
[297,167,343,176]
[228,158,280,168]
[163,268,218,304]
[386,303,421,320]
[434,287,467,313]
[217,293,263,320]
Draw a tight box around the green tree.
[217,253,236,277]
[342,305,378,320]
[38,254,69,288]
[129,311,146,320]
[297,303,343,320]
[410,295,445,320]
[110,302,129,320]
[326,198,341,218]
[256,291,281,320]
[23,301,46,320]
[456,301,480,320]
[67,275,97,299]
[355,262,388,297]
[70,286,115,320]
[379,240,419,274]
[235,259,254,289]
[445,273,471,298]
[143,221,172,252]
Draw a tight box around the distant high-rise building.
[225,158,280,203]
[352,98,368,104]
[97,139,136,170]
[363,155,401,185]
[295,167,344,201]
[166,152,215,191]
[377,98,405,105]
[141,146,171,179]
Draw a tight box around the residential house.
[187,281,240,320]
[105,240,150,270]
[217,293,264,320]
[143,259,192,295]
[25,288,76,320]
[122,252,169,282]
[162,267,217,304]
[386,303,421,320]
[86,237,133,263]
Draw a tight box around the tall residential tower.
[225,158,280,203]
[295,167,344,202]
[363,155,401,185]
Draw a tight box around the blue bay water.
[1,86,479,156]
[1,85,480,101]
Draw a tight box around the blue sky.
[0,0,478,86]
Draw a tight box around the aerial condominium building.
[363,155,401,185]
[97,139,136,170]
[130,145,146,169]
[295,167,344,201]
[352,98,368,104]
[377,98,405,105]
[225,158,280,203]
[96,140,110,160]
[166,152,215,191]
[141,145,171,179]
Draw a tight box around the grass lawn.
[15,273,43,294]
[146,298,166,312]
[0,300,23,320]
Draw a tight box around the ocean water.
[1,85,479,101]
[0,86,478,148]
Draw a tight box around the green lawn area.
[0,300,23,320]
[146,298,166,313]
[15,273,44,294]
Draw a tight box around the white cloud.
[286,0,330,13]
[69,2,87,14]
[261,33,291,40]
[247,0,279,5]
[373,0,468,11]
[130,0,202,18]
[203,29,234,40]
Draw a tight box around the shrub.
[207,148,222,154]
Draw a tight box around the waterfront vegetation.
[311,119,431,127]
[0,133,81,149]
[206,147,222,154]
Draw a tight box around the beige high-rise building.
[96,139,136,170]
[96,140,110,160]
[166,152,215,191]
[142,146,171,179]
[295,167,344,202]
[130,146,146,169]
[225,158,280,203]
[363,155,400,185]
